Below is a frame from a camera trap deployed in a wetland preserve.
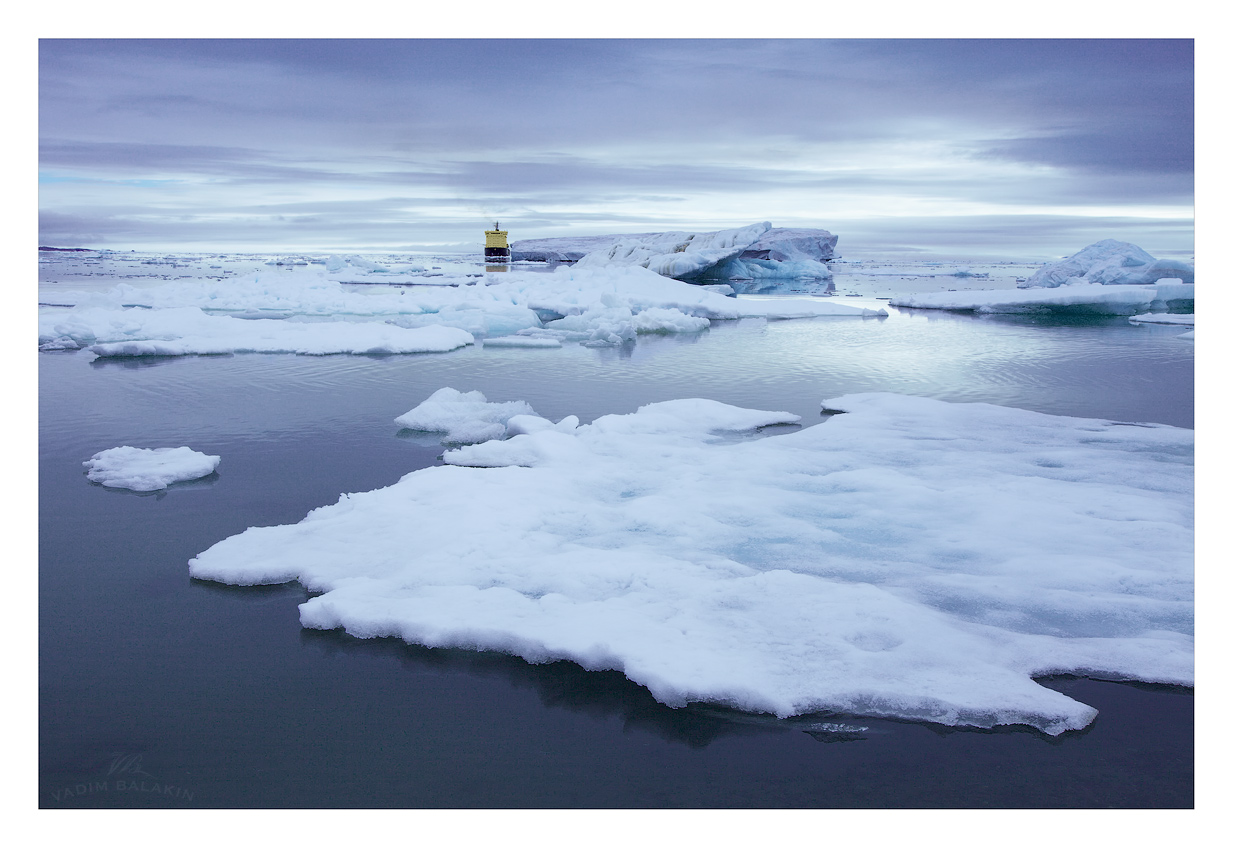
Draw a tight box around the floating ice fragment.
[394,387,538,444]
[85,446,220,491]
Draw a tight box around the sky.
[38,38,1195,260]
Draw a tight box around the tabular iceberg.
[190,393,1192,735]
[518,222,838,286]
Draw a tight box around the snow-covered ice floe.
[1128,313,1196,326]
[50,308,476,357]
[190,393,1192,735]
[1020,240,1194,288]
[395,388,543,445]
[38,263,882,356]
[85,446,221,491]
[891,283,1172,315]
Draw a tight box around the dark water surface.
[39,308,1193,808]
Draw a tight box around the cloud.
[37,39,1193,254]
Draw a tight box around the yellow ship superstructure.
[484,222,510,261]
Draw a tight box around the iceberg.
[190,393,1192,735]
[528,223,837,285]
[85,446,220,491]
[1021,240,1195,288]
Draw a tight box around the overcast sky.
[38,38,1194,259]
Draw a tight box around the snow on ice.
[1128,313,1196,326]
[395,388,539,445]
[85,446,221,491]
[890,280,1194,316]
[1021,240,1194,288]
[38,262,883,356]
[512,223,837,280]
[885,243,1196,315]
[189,393,1193,735]
[571,222,837,283]
[889,284,1162,315]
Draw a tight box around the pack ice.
[38,262,881,356]
[189,393,1193,735]
[85,446,221,491]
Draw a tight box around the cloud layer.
[39,39,1194,258]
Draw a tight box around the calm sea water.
[39,289,1193,808]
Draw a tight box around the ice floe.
[44,306,476,357]
[1128,313,1196,326]
[190,393,1192,735]
[85,446,221,491]
[395,388,539,445]
[39,263,883,356]
[1021,240,1195,288]
[890,283,1161,315]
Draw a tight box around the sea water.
[38,257,1193,807]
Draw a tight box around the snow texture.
[85,446,221,491]
[568,223,836,282]
[890,284,1161,315]
[1022,240,1195,288]
[190,393,1192,735]
[512,225,837,275]
[1129,313,1196,326]
[39,263,882,356]
[395,388,538,445]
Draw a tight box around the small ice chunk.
[84,446,221,491]
[394,387,538,444]
[1128,313,1195,326]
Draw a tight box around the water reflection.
[299,627,781,749]
[292,626,1113,750]
[89,471,221,496]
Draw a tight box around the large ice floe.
[518,222,838,286]
[890,283,1166,315]
[1020,240,1194,288]
[190,392,1192,735]
[38,261,882,356]
[85,446,221,491]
